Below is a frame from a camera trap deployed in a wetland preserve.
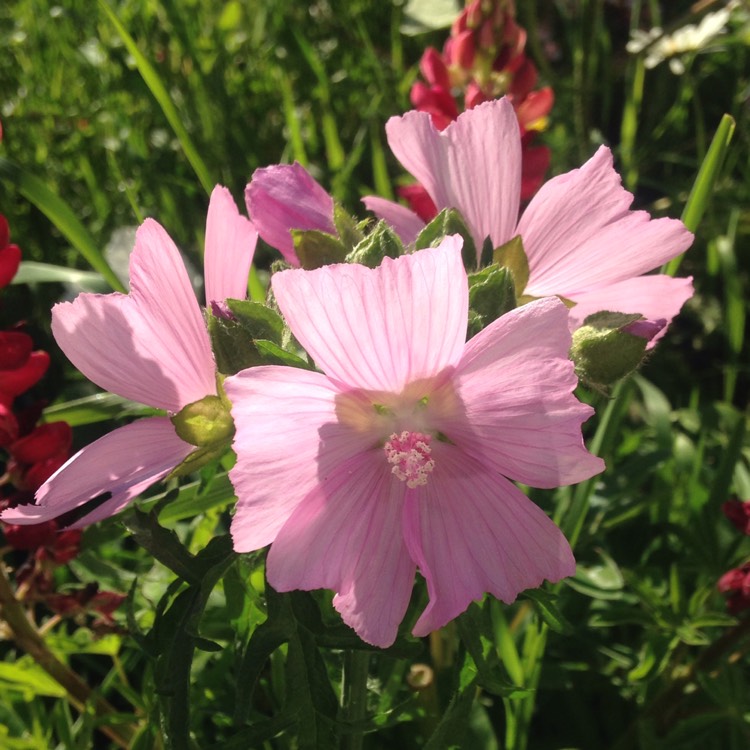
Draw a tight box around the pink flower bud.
[622,318,667,342]
[420,47,450,89]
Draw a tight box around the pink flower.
[225,238,604,647]
[1,186,256,528]
[245,162,335,266]
[366,99,694,334]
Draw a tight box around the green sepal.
[168,444,229,479]
[254,339,312,369]
[345,220,404,267]
[333,202,365,251]
[292,229,348,269]
[225,298,284,345]
[467,264,517,337]
[414,208,477,269]
[171,394,234,449]
[493,234,529,296]
[207,313,264,375]
[571,311,650,387]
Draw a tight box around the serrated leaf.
[225,298,284,344]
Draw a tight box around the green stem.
[339,649,370,750]
[0,564,137,748]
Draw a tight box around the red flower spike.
[420,48,450,90]
[3,521,58,550]
[0,243,21,288]
[0,331,35,370]
[722,499,750,536]
[10,422,72,465]
[0,402,19,446]
[0,215,9,249]
[0,350,50,399]
[396,184,438,223]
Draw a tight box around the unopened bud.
[346,221,403,268]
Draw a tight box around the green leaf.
[664,113,735,275]
[423,679,477,750]
[292,229,348,269]
[414,208,477,268]
[401,0,461,35]
[96,0,214,195]
[225,299,284,344]
[467,264,516,336]
[11,261,105,290]
[346,221,404,267]
[41,393,138,427]
[254,339,312,369]
[0,658,67,698]
[0,158,124,291]
[521,589,573,635]
[492,235,530,296]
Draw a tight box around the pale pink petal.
[361,196,425,246]
[443,297,604,487]
[267,452,415,648]
[566,275,695,342]
[270,238,467,392]
[52,220,217,413]
[385,99,521,257]
[403,445,575,637]
[0,418,193,528]
[519,147,694,297]
[245,163,335,266]
[204,185,258,306]
[226,366,377,552]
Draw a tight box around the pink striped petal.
[0,418,193,528]
[226,366,374,552]
[361,196,425,246]
[267,452,414,648]
[445,297,604,487]
[204,185,258,306]
[270,238,467,392]
[52,220,217,413]
[385,99,521,257]
[245,163,335,266]
[566,274,695,340]
[403,446,575,637]
[520,147,694,297]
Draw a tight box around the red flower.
[722,499,750,536]
[718,563,750,614]
[0,214,21,288]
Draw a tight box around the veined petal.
[245,163,335,266]
[0,418,193,528]
[204,185,258,306]
[267,452,414,648]
[52,219,217,413]
[445,297,604,487]
[271,238,467,392]
[403,446,575,637]
[385,99,521,257]
[519,147,694,297]
[226,366,375,552]
[361,196,425,246]
[566,275,694,341]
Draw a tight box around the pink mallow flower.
[364,98,694,333]
[245,162,335,266]
[1,186,257,528]
[225,238,605,647]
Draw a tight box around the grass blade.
[0,158,125,292]
[97,0,214,195]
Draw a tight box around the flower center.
[384,431,435,488]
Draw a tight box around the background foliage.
[1,0,749,748]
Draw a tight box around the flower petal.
[444,297,604,487]
[0,417,193,528]
[267,452,414,648]
[271,238,468,392]
[385,99,521,256]
[226,366,375,552]
[52,219,217,412]
[204,185,258,307]
[361,196,425,246]
[245,163,335,265]
[566,274,694,342]
[519,147,694,296]
[403,446,575,637]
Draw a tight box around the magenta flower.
[245,162,335,266]
[365,98,694,333]
[1,186,257,528]
[225,238,604,647]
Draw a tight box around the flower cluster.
[409,0,553,205]
[3,95,695,647]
